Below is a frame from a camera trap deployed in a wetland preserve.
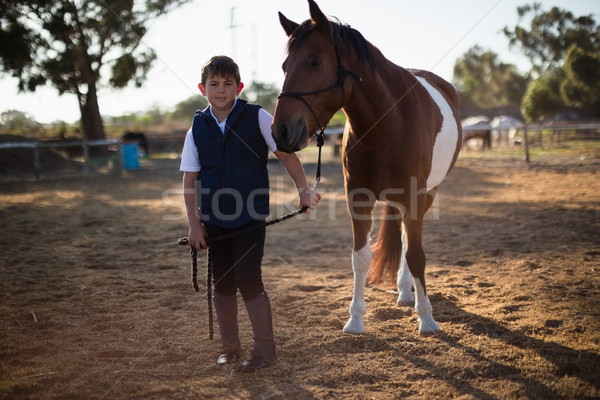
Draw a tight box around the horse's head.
[272,0,354,153]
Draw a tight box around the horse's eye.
[310,59,322,68]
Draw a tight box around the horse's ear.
[279,12,299,37]
[308,0,332,37]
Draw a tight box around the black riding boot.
[213,292,241,365]
[237,291,277,372]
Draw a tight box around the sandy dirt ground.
[1,148,599,399]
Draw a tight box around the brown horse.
[272,0,462,335]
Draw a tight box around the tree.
[452,45,528,112]
[561,45,600,117]
[0,0,189,140]
[0,109,43,135]
[504,4,600,119]
[521,69,565,121]
[170,95,208,122]
[239,81,280,115]
[503,3,600,76]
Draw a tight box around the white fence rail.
[462,122,600,162]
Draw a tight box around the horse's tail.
[368,204,402,285]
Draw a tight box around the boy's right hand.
[299,187,321,212]
[188,224,208,249]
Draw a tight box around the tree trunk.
[78,82,106,141]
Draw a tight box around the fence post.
[116,142,123,173]
[523,125,530,164]
[34,142,41,180]
[82,140,90,174]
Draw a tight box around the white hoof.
[343,317,365,334]
[418,315,440,336]
[397,291,415,307]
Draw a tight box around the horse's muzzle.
[272,120,309,153]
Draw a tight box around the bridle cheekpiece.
[277,28,362,148]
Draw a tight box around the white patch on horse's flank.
[415,76,459,191]
[343,244,372,334]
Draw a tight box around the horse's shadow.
[431,294,600,398]
[316,294,599,399]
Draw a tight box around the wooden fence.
[0,139,121,178]
[462,122,600,163]
[1,122,598,178]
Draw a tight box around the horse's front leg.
[343,196,374,335]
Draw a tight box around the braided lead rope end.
[191,246,199,292]
[178,237,200,292]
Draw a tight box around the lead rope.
[177,135,324,340]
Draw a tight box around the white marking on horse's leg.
[413,277,440,335]
[343,244,372,334]
[397,227,414,306]
[397,260,414,306]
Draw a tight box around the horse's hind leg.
[405,190,440,335]
[343,198,374,335]
[397,226,415,306]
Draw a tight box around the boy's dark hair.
[201,56,241,85]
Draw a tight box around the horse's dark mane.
[287,18,377,69]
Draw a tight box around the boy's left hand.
[299,187,321,212]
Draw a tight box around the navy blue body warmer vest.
[192,100,270,228]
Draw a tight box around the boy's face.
[198,74,244,112]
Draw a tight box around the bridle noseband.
[277,30,362,146]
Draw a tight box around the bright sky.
[0,0,598,124]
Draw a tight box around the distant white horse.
[491,116,522,146]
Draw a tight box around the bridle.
[277,28,362,151]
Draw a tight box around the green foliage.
[0,0,190,139]
[521,69,565,121]
[503,3,600,75]
[329,110,347,128]
[0,109,42,135]
[170,96,209,121]
[0,109,81,138]
[239,81,280,114]
[110,52,157,88]
[560,45,600,116]
[502,3,600,119]
[104,106,169,133]
[453,45,529,110]
[0,0,184,94]
[564,46,600,87]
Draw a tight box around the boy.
[180,56,320,372]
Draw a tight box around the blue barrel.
[122,143,140,170]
